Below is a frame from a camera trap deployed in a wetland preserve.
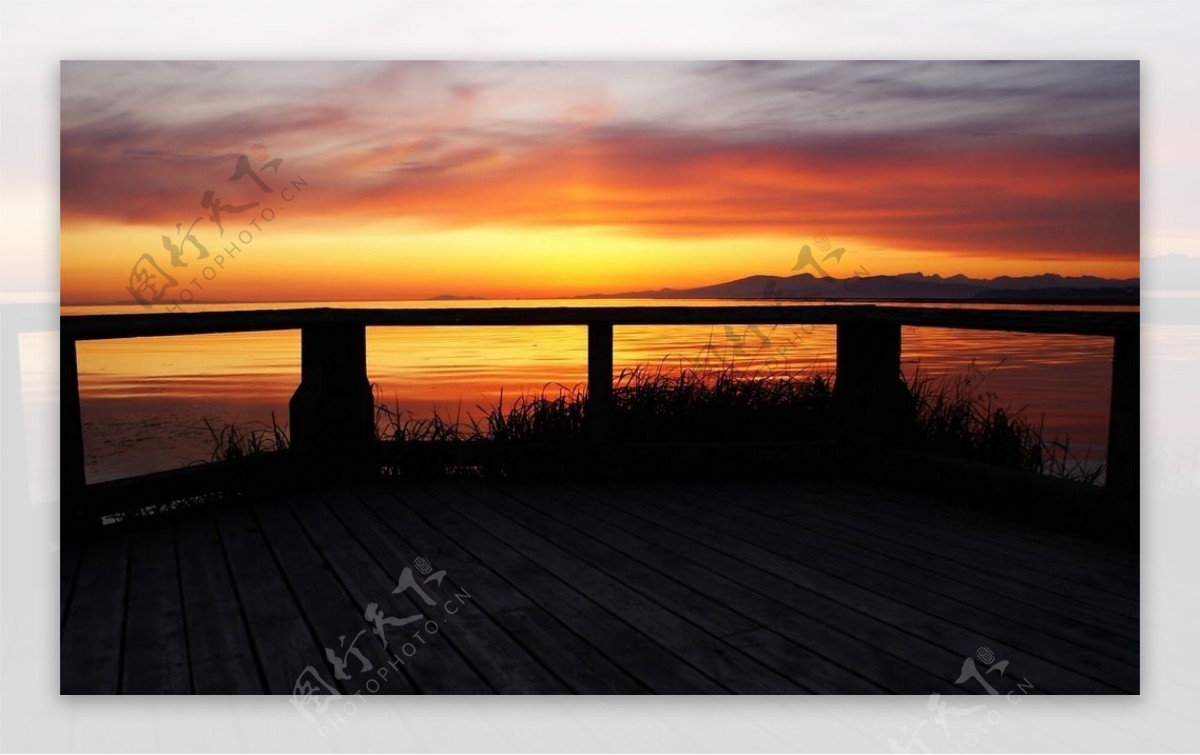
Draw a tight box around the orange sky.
[60,61,1140,305]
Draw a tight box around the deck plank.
[175,515,263,694]
[283,490,493,694]
[566,481,1029,692]
[65,476,1140,695]
[777,481,1139,597]
[828,480,1138,569]
[776,488,1140,616]
[663,482,1139,690]
[215,504,332,695]
[250,496,417,694]
[696,481,1140,642]
[609,482,1129,693]
[389,484,725,693]
[459,482,760,639]
[59,542,83,626]
[353,482,647,694]
[320,487,569,694]
[122,524,191,693]
[494,482,895,693]
[60,536,128,694]
[554,481,970,694]
[425,483,806,694]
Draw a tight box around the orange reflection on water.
[78,330,301,402]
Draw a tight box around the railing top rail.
[60,304,1138,341]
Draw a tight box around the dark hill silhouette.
[579,271,1139,302]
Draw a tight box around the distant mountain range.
[580,272,1140,302]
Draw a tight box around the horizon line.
[58,269,1143,308]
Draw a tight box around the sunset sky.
[60,61,1140,304]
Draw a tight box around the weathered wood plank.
[215,504,331,695]
[250,497,416,694]
[122,525,191,693]
[804,479,1139,582]
[563,481,1022,693]
[426,484,805,694]
[825,479,1138,568]
[388,484,724,693]
[59,543,83,626]
[502,483,902,693]
[461,482,759,639]
[768,476,1139,569]
[320,487,568,694]
[175,516,263,694]
[61,476,1141,696]
[713,482,1140,641]
[723,628,885,695]
[353,482,647,694]
[666,482,1139,689]
[760,482,1140,612]
[548,482,966,694]
[284,490,493,694]
[60,535,128,694]
[612,483,1127,693]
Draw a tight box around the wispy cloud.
[61,61,1139,262]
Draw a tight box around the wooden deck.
[60,479,1139,695]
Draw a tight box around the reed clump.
[202,412,289,461]
[208,361,1103,484]
[906,363,1103,485]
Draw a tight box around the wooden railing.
[60,304,1140,515]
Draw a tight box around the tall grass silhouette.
[207,359,1103,484]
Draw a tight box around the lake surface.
[59,298,1131,483]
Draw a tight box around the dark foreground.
[60,479,1139,694]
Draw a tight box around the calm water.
[59,298,1131,483]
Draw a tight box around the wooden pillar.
[1106,326,1140,502]
[288,323,374,476]
[587,321,614,444]
[834,321,905,446]
[60,332,88,530]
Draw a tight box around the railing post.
[1106,326,1140,502]
[587,321,614,444]
[289,323,374,476]
[60,332,89,530]
[834,320,907,447]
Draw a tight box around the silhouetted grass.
[202,412,289,462]
[610,362,834,442]
[906,363,1104,485]
[374,393,478,443]
[206,362,1103,485]
[373,359,834,446]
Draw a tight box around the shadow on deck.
[60,478,1139,695]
